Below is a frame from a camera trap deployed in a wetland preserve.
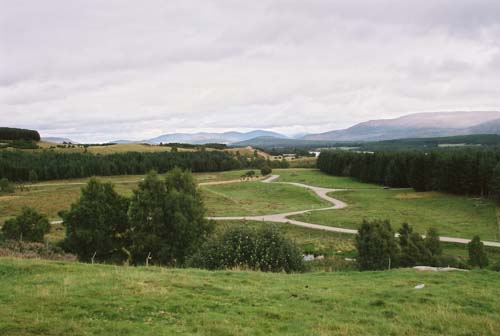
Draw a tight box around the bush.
[260,166,272,176]
[189,225,305,273]
[356,219,399,270]
[1,207,50,242]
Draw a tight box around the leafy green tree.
[61,178,130,263]
[2,207,50,242]
[356,219,399,270]
[129,169,212,265]
[468,235,489,268]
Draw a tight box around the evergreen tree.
[424,227,442,257]
[398,223,431,267]
[356,219,399,270]
[468,235,489,268]
[489,163,500,203]
[61,178,130,262]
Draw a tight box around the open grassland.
[1,258,499,336]
[202,182,330,217]
[291,189,500,241]
[275,169,380,189]
[0,170,261,223]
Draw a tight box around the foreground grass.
[291,189,500,241]
[0,258,499,336]
[202,182,330,217]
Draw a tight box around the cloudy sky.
[1,0,500,142]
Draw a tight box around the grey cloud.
[1,0,500,142]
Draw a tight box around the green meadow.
[1,258,499,336]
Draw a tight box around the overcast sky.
[1,0,500,142]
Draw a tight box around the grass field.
[1,258,499,336]
[290,189,500,241]
[202,182,330,217]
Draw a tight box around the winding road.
[208,175,500,248]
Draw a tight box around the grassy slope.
[202,182,330,217]
[1,258,499,336]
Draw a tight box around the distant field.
[2,168,499,243]
[35,142,174,154]
[0,170,260,223]
[291,189,500,241]
[1,258,499,336]
[275,169,380,189]
[202,182,330,217]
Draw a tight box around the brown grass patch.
[393,192,439,199]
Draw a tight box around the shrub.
[356,219,399,270]
[189,225,305,273]
[1,207,50,242]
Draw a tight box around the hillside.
[0,258,499,335]
[303,111,500,141]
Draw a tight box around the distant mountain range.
[110,130,288,145]
[301,111,500,141]
[43,111,500,146]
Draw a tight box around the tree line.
[0,150,244,182]
[317,149,500,199]
[0,127,40,141]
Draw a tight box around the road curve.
[208,175,500,248]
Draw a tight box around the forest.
[317,149,500,199]
[0,150,243,182]
[0,127,41,141]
